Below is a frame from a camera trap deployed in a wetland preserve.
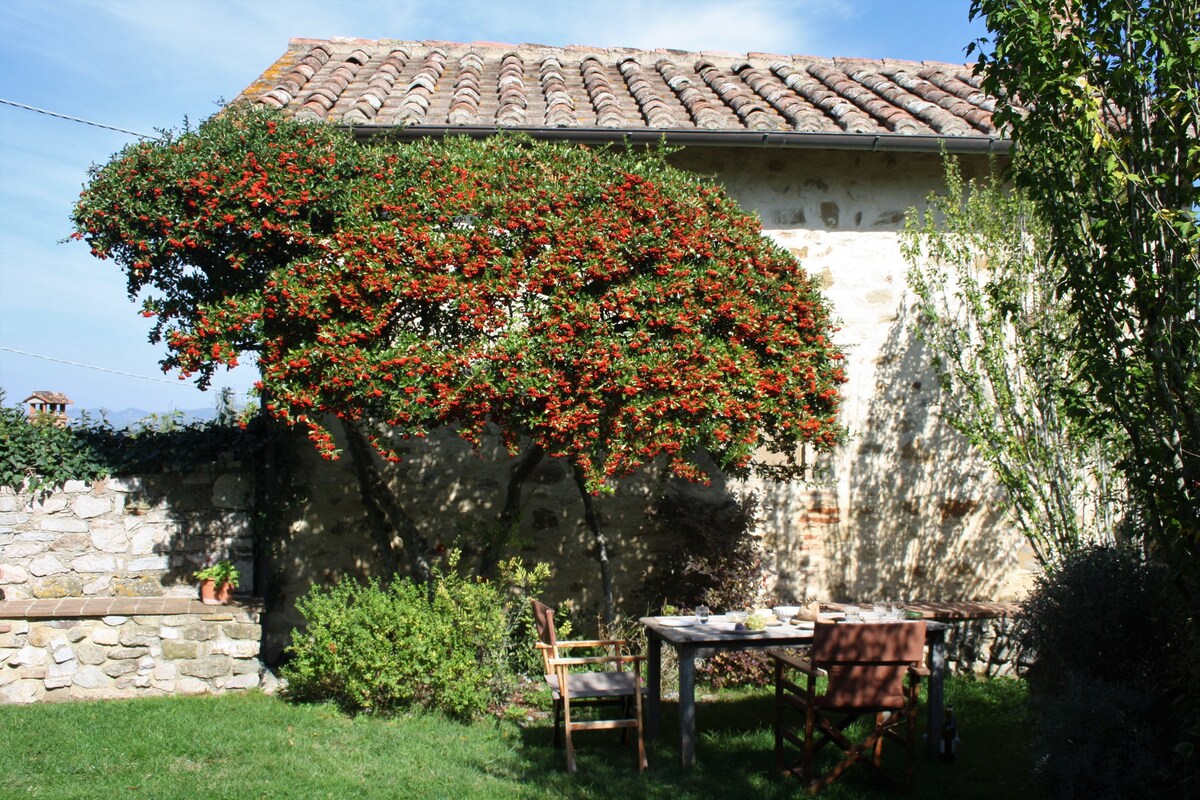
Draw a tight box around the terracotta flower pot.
[199,578,234,605]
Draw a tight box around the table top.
[639,615,818,647]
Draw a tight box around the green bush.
[1017,542,1187,797]
[282,552,508,719]
[639,492,773,688]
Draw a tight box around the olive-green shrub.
[282,552,507,719]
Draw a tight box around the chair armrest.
[550,654,645,668]
[770,649,824,678]
[557,639,629,649]
[907,665,931,681]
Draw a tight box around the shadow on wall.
[828,298,1019,601]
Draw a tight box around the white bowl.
[773,605,801,619]
[726,610,748,623]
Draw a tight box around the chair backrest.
[810,622,927,710]
[531,599,559,674]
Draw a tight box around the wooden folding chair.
[531,599,648,773]
[771,621,928,795]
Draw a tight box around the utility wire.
[0,98,161,141]
[0,345,186,386]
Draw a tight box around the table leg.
[926,626,946,758]
[678,644,697,768]
[646,632,662,740]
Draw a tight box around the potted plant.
[194,560,240,605]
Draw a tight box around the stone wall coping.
[0,597,263,620]
[824,600,1020,620]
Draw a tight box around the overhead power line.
[0,98,160,141]
[0,345,186,386]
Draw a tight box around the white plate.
[657,617,694,627]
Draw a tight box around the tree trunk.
[341,420,433,583]
[480,442,544,576]
[572,464,616,626]
[251,388,278,601]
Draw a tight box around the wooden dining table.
[639,614,949,768]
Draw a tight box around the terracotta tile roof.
[22,391,72,405]
[235,37,1007,151]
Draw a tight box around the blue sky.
[0,0,984,414]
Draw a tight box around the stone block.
[72,554,117,573]
[212,474,252,510]
[45,660,79,688]
[1,564,30,583]
[5,541,48,558]
[0,667,19,685]
[82,576,112,595]
[0,681,39,704]
[32,575,83,598]
[39,518,88,533]
[118,624,158,648]
[90,526,129,553]
[28,627,56,647]
[102,616,128,626]
[16,530,54,541]
[52,643,75,664]
[109,646,150,660]
[107,476,143,493]
[181,624,214,642]
[103,660,139,678]
[113,577,163,597]
[179,656,231,679]
[231,659,260,675]
[223,672,260,690]
[161,640,200,660]
[73,495,111,519]
[176,677,210,695]
[209,639,259,659]
[92,627,119,646]
[48,533,90,551]
[222,623,260,641]
[61,480,90,493]
[72,665,112,689]
[29,555,68,577]
[153,662,178,681]
[75,643,108,665]
[11,645,47,667]
[128,556,169,572]
[29,496,68,514]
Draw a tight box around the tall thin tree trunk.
[342,420,433,583]
[480,442,544,576]
[572,464,616,626]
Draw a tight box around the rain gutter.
[349,124,1012,155]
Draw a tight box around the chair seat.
[546,670,639,700]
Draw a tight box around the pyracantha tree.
[73,105,846,618]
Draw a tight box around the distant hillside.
[68,406,218,429]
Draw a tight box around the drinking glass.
[695,604,710,623]
[844,605,861,623]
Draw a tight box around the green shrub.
[639,492,773,688]
[282,552,508,719]
[1018,542,1187,797]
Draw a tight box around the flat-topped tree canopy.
[234,37,1010,153]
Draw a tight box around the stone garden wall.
[0,598,264,704]
[0,472,254,602]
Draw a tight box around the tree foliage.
[970,0,1200,545]
[72,106,845,495]
[903,158,1123,565]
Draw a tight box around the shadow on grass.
[508,680,1046,800]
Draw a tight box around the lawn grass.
[0,675,1045,799]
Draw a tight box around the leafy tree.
[902,158,1123,566]
[72,106,846,620]
[970,0,1200,548]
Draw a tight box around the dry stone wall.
[0,472,254,602]
[0,602,263,704]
